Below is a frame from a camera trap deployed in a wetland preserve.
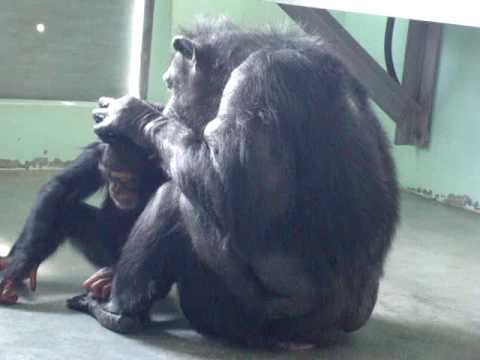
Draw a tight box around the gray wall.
[0,0,134,101]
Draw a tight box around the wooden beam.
[279,4,423,127]
[395,20,442,146]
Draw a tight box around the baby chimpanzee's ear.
[172,36,196,61]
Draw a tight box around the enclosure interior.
[0,1,479,359]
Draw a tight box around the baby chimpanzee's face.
[108,170,140,210]
[98,141,152,211]
[99,164,140,211]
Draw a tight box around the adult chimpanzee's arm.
[147,119,233,230]
[93,97,267,319]
[93,97,230,228]
[109,181,186,315]
[0,143,106,300]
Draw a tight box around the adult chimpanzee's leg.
[110,182,187,313]
[262,271,380,345]
[177,252,269,347]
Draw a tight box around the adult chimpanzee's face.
[163,38,205,110]
[162,36,221,130]
[162,50,196,95]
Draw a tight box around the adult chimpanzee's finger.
[98,97,115,108]
[92,108,108,124]
[0,279,18,305]
[29,267,38,292]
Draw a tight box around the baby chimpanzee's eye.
[108,170,138,192]
[111,177,137,190]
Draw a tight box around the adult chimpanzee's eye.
[165,77,174,89]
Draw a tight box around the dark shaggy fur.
[87,17,399,346]
[0,140,167,286]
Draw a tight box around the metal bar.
[139,0,155,100]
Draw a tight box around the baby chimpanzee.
[0,136,167,304]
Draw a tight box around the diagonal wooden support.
[277,3,442,147]
[395,21,442,146]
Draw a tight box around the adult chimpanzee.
[75,18,399,347]
[0,136,168,304]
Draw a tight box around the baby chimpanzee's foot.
[67,293,150,334]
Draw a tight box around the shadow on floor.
[128,315,480,360]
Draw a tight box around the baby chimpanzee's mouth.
[112,192,138,210]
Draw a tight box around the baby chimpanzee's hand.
[0,256,38,305]
[82,267,114,300]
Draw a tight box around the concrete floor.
[0,170,479,360]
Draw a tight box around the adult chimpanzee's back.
[164,16,399,278]
[84,17,399,346]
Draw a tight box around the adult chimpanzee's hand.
[92,96,161,146]
[0,256,38,305]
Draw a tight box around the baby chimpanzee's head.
[98,140,153,211]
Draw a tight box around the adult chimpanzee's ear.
[172,36,196,61]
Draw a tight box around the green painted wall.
[171,0,291,28]
[0,100,94,167]
[1,0,478,208]
[147,0,172,103]
[339,15,480,205]
[164,0,480,206]
[0,0,174,166]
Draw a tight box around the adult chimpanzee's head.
[162,18,257,132]
[99,141,157,211]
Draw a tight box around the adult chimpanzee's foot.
[67,293,149,334]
